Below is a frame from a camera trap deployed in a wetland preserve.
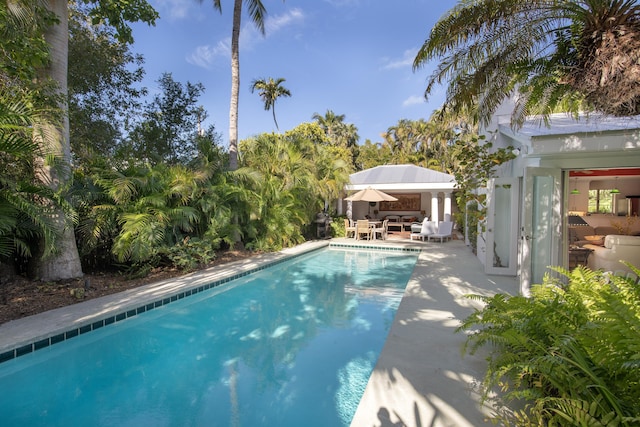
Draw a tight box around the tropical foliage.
[0,91,64,267]
[312,109,360,149]
[414,0,640,127]
[449,133,516,253]
[68,5,148,166]
[458,265,640,426]
[381,118,453,169]
[239,123,351,251]
[10,0,158,280]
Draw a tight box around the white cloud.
[403,95,425,107]
[382,48,419,70]
[266,8,305,34]
[154,0,194,20]
[186,41,231,69]
[186,8,305,69]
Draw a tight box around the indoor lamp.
[570,178,579,195]
[611,177,620,194]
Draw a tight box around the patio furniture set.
[343,217,454,242]
[344,219,389,240]
[408,218,454,243]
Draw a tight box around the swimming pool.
[0,246,419,426]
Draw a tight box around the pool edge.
[0,239,423,364]
[0,241,333,363]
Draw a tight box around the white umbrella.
[344,186,398,202]
[345,187,397,217]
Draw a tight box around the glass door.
[486,178,519,275]
[521,167,562,295]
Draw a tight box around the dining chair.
[372,219,388,240]
[344,218,356,238]
[356,220,371,240]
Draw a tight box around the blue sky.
[130,0,455,145]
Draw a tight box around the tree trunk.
[228,0,242,171]
[228,0,244,249]
[31,0,83,281]
[272,105,279,131]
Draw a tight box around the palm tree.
[312,109,346,141]
[24,0,157,280]
[250,77,291,131]
[202,0,268,170]
[413,0,640,127]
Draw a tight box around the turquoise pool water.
[0,247,418,427]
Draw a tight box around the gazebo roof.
[346,164,456,192]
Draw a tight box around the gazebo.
[339,164,457,223]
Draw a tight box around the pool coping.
[0,239,424,364]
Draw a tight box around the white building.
[481,100,640,294]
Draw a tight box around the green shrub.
[164,237,218,272]
[331,215,348,238]
[458,264,640,426]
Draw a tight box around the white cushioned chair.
[410,219,436,241]
[428,221,454,243]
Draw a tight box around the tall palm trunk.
[272,105,279,131]
[228,0,242,171]
[31,0,83,280]
[227,0,244,247]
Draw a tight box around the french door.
[520,167,562,295]
[485,178,519,275]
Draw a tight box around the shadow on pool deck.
[349,239,518,427]
[0,238,517,427]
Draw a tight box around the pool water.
[0,247,418,427]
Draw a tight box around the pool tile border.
[0,253,296,364]
[0,242,421,365]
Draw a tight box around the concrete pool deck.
[0,238,518,427]
[344,238,518,427]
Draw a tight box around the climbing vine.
[450,133,516,253]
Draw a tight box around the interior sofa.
[583,235,640,275]
[384,215,420,232]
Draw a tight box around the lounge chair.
[344,218,356,238]
[356,220,371,240]
[428,221,454,242]
[410,219,436,241]
[410,217,428,234]
[372,219,388,240]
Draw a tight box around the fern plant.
[458,264,640,426]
